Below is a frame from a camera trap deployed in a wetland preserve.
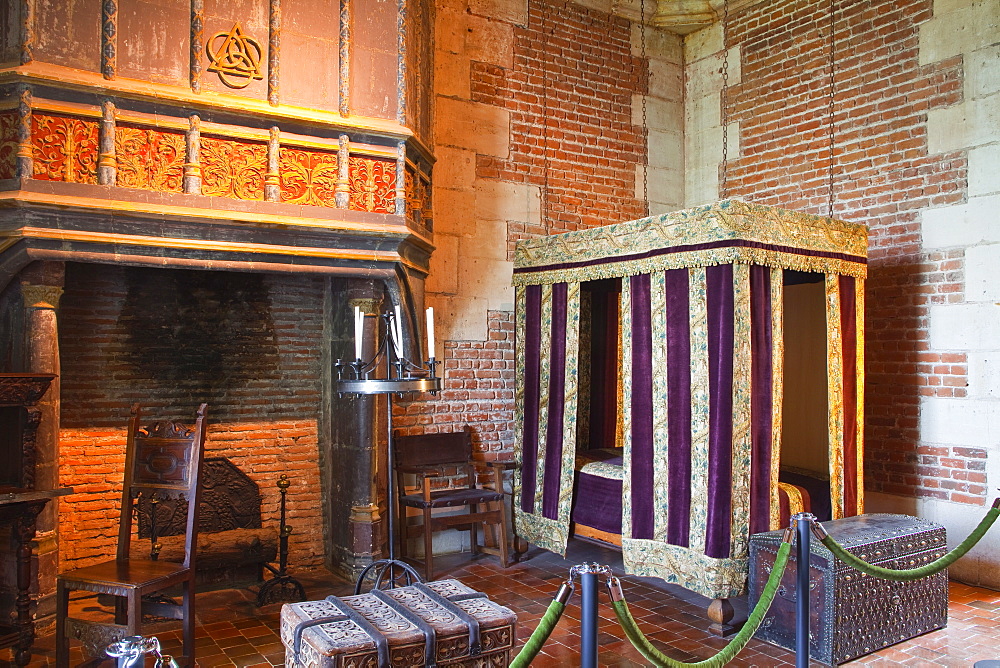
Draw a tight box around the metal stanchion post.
[581,568,598,668]
[794,513,815,668]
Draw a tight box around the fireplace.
[55,263,328,573]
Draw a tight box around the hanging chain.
[720,0,730,199]
[540,0,550,236]
[827,0,836,220]
[640,0,648,216]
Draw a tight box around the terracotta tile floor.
[7,538,1000,667]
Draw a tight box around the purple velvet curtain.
[541,283,569,520]
[520,284,542,513]
[749,266,773,535]
[705,264,734,559]
[630,274,654,540]
[665,268,692,546]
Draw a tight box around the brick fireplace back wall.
[57,263,326,571]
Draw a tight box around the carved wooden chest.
[281,579,516,667]
[749,513,948,666]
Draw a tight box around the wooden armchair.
[56,404,208,667]
[394,428,510,580]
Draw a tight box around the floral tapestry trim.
[769,269,785,530]
[32,114,99,183]
[514,246,867,286]
[686,267,710,554]
[576,290,592,450]
[730,263,753,560]
[622,537,749,599]
[349,155,396,214]
[826,274,845,519]
[0,112,17,180]
[513,200,868,283]
[280,146,339,207]
[513,285,527,514]
[556,282,582,528]
[533,285,553,515]
[115,125,185,193]
[201,135,266,200]
[620,278,634,539]
[515,508,568,557]
[650,271,670,541]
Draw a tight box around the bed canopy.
[512,200,868,600]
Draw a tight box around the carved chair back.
[116,403,208,569]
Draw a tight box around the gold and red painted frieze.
[201,135,268,201]
[279,146,340,207]
[348,156,396,214]
[115,125,186,193]
[32,114,99,184]
[404,164,433,229]
[12,105,430,219]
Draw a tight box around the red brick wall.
[724,0,978,502]
[477,0,648,240]
[57,263,326,569]
[413,0,647,461]
[395,310,515,461]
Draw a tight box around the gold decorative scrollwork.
[404,167,420,223]
[200,136,266,200]
[114,126,185,192]
[32,114,99,183]
[279,147,339,207]
[206,23,264,89]
[348,156,396,214]
[0,112,17,179]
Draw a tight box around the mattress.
[571,448,624,535]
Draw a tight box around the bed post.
[707,597,738,636]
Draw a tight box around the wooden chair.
[394,427,509,580]
[56,404,208,667]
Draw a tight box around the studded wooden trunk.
[280,580,516,667]
[748,513,948,666]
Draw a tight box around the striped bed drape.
[512,201,868,600]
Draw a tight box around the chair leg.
[469,504,479,555]
[114,594,127,625]
[182,579,195,666]
[497,498,510,568]
[422,507,433,581]
[56,581,69,668]
[126,590,142,638]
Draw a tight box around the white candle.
[393,305,404,358]
[354,306,363,360]
[426,307,435,359]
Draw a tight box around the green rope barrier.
[612,539,793,668]
[817,498,1000,582]
[509,587,570,668]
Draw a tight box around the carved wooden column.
[17,261,65,619]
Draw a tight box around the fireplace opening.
[56,262,328,578]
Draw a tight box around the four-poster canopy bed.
[512,200,868,602]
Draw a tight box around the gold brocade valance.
[512,200,869,286]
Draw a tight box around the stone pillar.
[18,261,65,621]
[325,279,387,579]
